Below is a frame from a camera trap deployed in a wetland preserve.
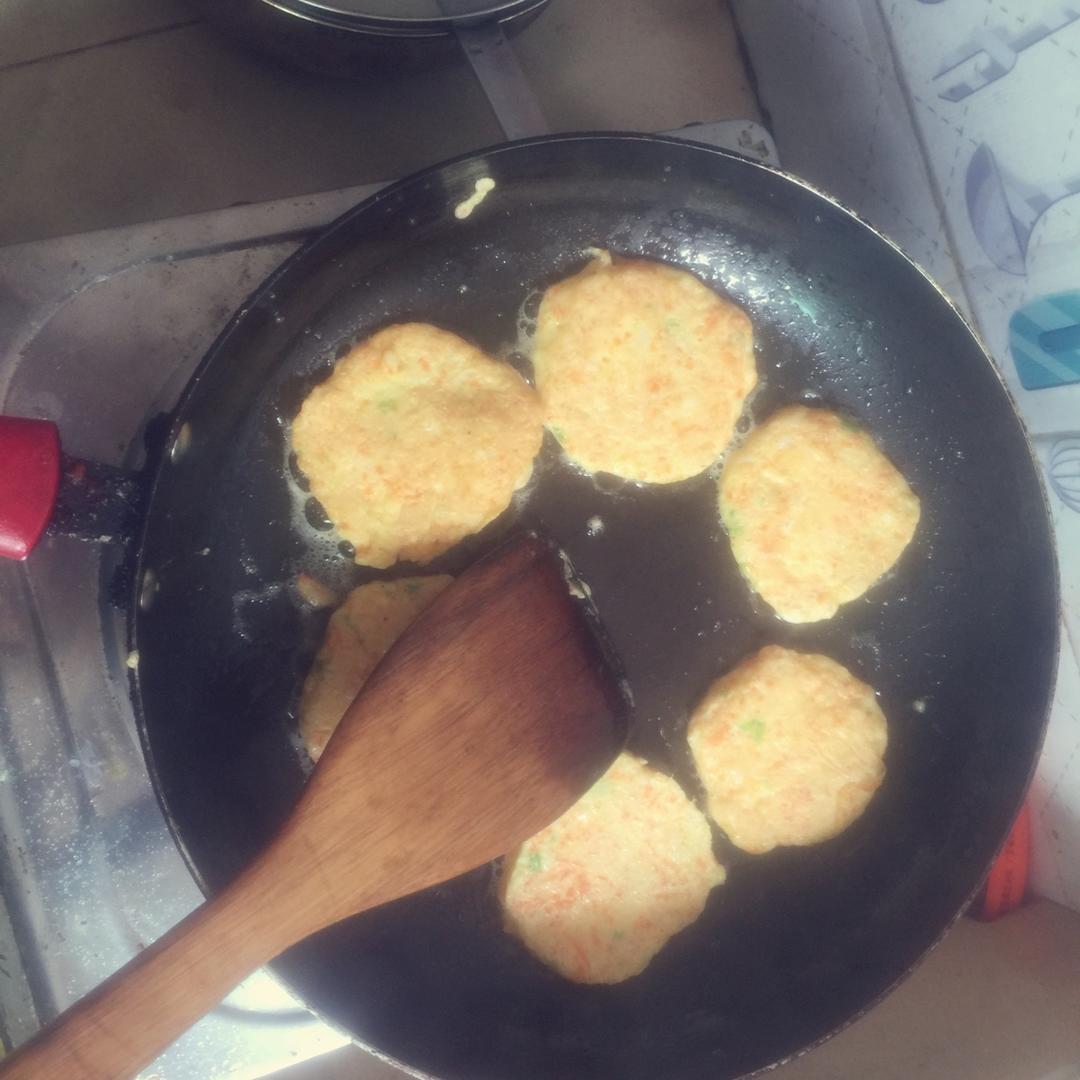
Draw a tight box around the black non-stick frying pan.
[125,134,1057,1080]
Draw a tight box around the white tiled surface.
[882,0,1080,436]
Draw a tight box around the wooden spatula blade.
[284,534,625,923]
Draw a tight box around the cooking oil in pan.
[267,242,933,817]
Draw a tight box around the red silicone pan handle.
[0,417,61,560]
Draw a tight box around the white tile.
[879,0,1080,436]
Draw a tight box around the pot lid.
[263,0,547,31]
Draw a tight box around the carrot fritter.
[688,645,887,855]
[501,752,725,984]
[719,405,920,622]
[533,252,756,484]
[292,323,543,569]
[299,576,452,761]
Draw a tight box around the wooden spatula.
[2,536,623,1080]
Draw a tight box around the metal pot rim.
[258,0,549,34]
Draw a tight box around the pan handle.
[452,20,549,140]
[435,0,549,140]
[0,416,144,560]
[0,417,61,560]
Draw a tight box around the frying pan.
[9,134,1059,1079]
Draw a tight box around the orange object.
[974,802,1031,921]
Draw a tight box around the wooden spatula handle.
[1,869,279,1080]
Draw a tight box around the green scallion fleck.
[738,717,766,742]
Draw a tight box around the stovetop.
[0,121,777,1080]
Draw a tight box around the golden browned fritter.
[719,405,920,622]
[533,253,756,483]
[292,324,543,569]
[501,752,725,984]
[688,645,887,855]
